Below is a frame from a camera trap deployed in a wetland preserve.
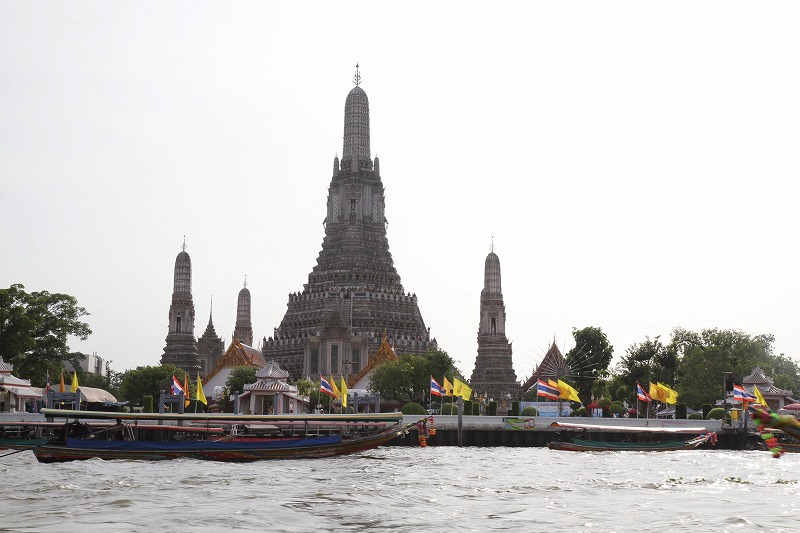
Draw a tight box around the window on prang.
[331,345,339,374]
[349,199,357,225]
[176,316,182,333]
[351,349,360,373]
[310,349,319,375]
[491,317,496,335]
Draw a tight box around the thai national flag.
[320,375,336,397]
[171,375,185,396]
[733,384,756,402]
[431,376,445,397]
[637,383,652,402]
[537,379,560,400]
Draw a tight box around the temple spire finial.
[353,63,361,87]
[243,275,247,289]
[182,235,187,251]
[491,236,494,253]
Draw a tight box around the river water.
[1,447,798,532]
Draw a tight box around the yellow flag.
[330,375,341,400]
[71,371,79,392]
[661,383,679,404]
[184,374,191,407]
[753,385,767,408]
[60,371,65,393]
[443,376,454,397]
[557,380,581,403]
[649,382,665,402]
[341,377,348,409]
[452,377,472,401]
[196,375,207,405]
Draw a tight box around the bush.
[511,401,520,416]
[521,406,538,416]
[702,404,712,419]
[401,402,427,415]
[610,401,625,417]
[688,413,703,420]
[571,407,587,417]
[675,403,687,419]
[472,403,480,416]
[487,401,498,416]
[440,402,458,415]
[143,395,153,413]
[706,407,726,420]
[464,400,473,415]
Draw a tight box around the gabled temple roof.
[522,342,569,391]
[256,361,289,380]
[0,356,14,373]
[204,339,266,383]
[245,380,296,392]
[743,367,772,386]
[348,333,398,387]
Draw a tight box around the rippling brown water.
[1,447,798,532]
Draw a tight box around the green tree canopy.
[0,284,91,385]
[565,326,614,406]
[674,328,777,408]
[614,335,678,398]
[118,364,183,404]
[368,348,461,404]
[225,366,258,395]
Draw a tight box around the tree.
[118,364,183,404]
[77,371,120,398]
[369,348,461,404]
[614,335,678,398]
[565,326,614,406]
[225,366,258,395]
[674,328,776,408]
[0,284,91,385]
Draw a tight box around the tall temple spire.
[263,75,436,379]
[197,295,223,376]
[161,242,200,375]
[234,278,253,346]
[471,247,520,409]
[342,65,371,164]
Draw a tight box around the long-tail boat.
[547,421,717,452]
[30,409,418,462]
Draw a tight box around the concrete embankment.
[396,415,754,450]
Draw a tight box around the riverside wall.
[396,415,756,450]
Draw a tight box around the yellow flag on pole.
[557,380,581,403]
[753,385,767,408]
[649,382,666,402]
[452,377,472,401]
[196,375,207,405]
[330,376,341,400]
[443,376,454,397]
[184,374,191,407]
[656,383,678,404]
[60,371,65,393]
[341,377,348,409]
[71,371,79,392]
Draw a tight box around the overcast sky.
[2,2,798,380]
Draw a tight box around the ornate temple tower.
[263,66,437,379]
[196,298,224,376]
[233,279,254,346]
[161,240,200,375]
[470,246,520,410]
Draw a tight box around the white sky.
[1,2,798,380]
